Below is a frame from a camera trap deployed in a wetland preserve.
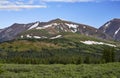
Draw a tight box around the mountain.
[99,18,120,40]
[0,29,3,33]
[0,18,111,42]
[0,23,35,42]
[0,18,119,64]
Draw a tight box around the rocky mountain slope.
[0,23,35,42]
[99,18,120,40]
[0,29,3,32]
[0,18,111,42]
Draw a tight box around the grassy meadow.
[0,63,120,78]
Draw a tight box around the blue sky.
[0,0,120,29]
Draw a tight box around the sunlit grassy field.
[0,63,120,78]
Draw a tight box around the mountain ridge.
[99,18,120,40]
[0,18,114,42]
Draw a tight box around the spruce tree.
[102,46,115,63]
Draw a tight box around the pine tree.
[84,56,90,64]
[76,56,82,64]
[102,47,115,63]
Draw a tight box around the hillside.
[0,32,119,64]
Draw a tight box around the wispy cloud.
[0,0,47,11]
[0,0,119,11]
[0,5,47,10]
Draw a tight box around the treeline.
[0,46,118,64]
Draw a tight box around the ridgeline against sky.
[0,0,120,28]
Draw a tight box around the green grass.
[0,32,119,64]
[0,33,120,64]
[19,29,53,38]
[0,63,120,78]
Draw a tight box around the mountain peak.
[112,18,120,20]
[35,21,40,23]
[111,18,120,22]
[12,23,20,25]
[99,18,120,40]
[54,18,63,21]
[50,18,63,23]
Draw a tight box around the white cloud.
[0,0,47,11]
[0,0,119,11]
[0,5,47,10]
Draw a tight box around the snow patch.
[50,35,62,39]
[60,26,64,30]
[80,40,116,47]
[83,26,86,29]
[71,29,77,33]
[105,22,111,27]
[33,36,41,39]
[64,29,67,32]
[53,23,58,26]
[103,22,111,33]
[65,23,78,33]
[36,23,58,29]
[65,23,78,29]
[21,35,24,38]
[26,34,32,38]
[28,22,39,30]
[113,27,120,37]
